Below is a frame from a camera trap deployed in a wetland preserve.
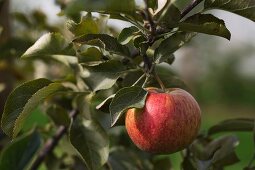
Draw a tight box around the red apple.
[125,88,201,154]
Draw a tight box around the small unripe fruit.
[125,88,201,154]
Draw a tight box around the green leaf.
[122,69,145,87]
[209,135,240,168]
[109,147,153,170]
[50,55,78,67]
[1,78,67,138]
[65,0,136,19]
[22,108,49,132]
[197,160,212,170]
[0,130,41,170]
[21,33,75,58]
[118,26,139,45]
[154,32,196,63]
[244,167,255,170]
[78,47,104,66]
[12,12,32,27]
[70,116,109,170]
[73,34,130,56]
[0,38,33,59]
[166,54,175,65]
[44,153,62,170]
[66,13,99,37]
[133,35,149,55]
[96,94,115,110]
[147,64,189,90]
[152,156,172,170]
[91,87,118,113]
[110,86,148,127]
[191,135,240,168]
[208,118,255,135]
[204,0,255,22]
[173,0,193,11]
[32,10,47,26]
[109,12,143,24]
[46,105,71,127]
[155,1,181,29]
[74,93,94,120]
[179,14,231,40]
[148,0,158,11]
[182,156,197,170]
[81,60,126,92]
[155,52,175,64]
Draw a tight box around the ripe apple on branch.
[125,87,201,154]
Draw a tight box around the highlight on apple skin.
[125,88,201,154]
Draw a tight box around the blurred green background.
[0,0,254,169]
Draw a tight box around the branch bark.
[30,109,78,170]
[144,0,156,35]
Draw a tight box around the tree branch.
[180,0,203,18]
[143,54,152,73]
[30,109,78,170]
[143,0,156,41]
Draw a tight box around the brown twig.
[143,54,152,73]
[143,0,156,43]
[144,0,156,31]
[180,0,203,18]
[30,109,78,170]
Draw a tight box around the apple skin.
[125,88,201,154]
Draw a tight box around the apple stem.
[153,70,166,92]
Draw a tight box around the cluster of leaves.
[0,9,60,60]
[0,0,255,170]
[0,8,63,100]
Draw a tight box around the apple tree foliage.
[0,0,255,169]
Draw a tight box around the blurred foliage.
[194,45,255,107]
